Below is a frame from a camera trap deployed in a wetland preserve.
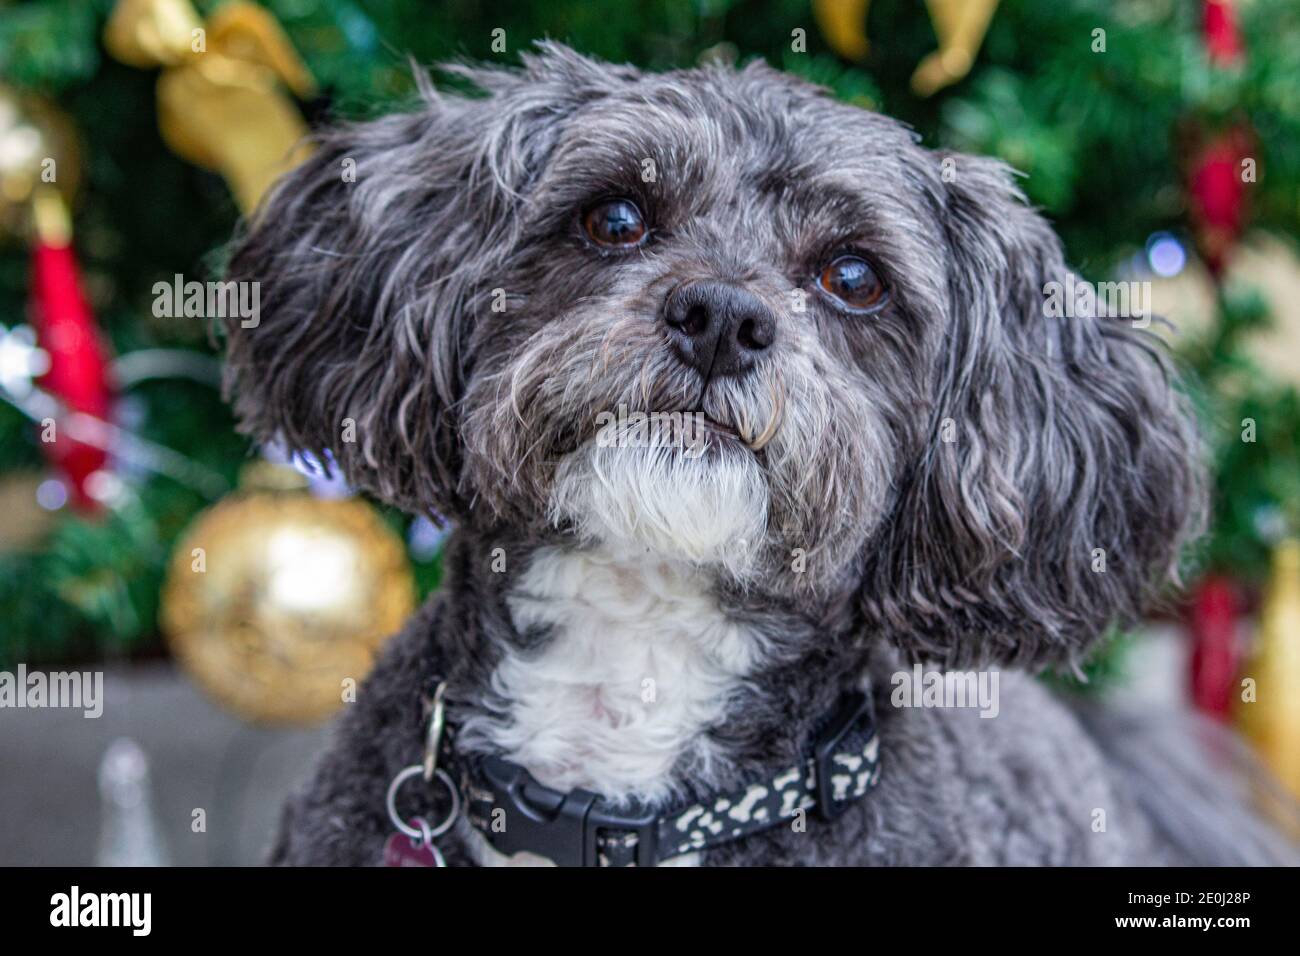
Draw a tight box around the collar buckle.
[474,756,659,866]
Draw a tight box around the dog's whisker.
[638,354,654,408]
[747,374,784,452]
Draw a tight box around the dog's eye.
[583,199,647,247]
[817,255,886,312]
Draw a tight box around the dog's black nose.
[663,281,775,381]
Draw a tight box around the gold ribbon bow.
[105,0,316,214]
[812,0,1000,96]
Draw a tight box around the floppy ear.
[864,154,1205,670]
[220,45,617,518]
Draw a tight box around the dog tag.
[383,830,445,867]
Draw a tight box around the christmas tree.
[1,0,1298,679]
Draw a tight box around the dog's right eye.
[583,199,647,248]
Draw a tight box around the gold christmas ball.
[0,86,82,239]
[161,467,416,724]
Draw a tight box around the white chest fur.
[458,543,763,810]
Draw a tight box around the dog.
[221,43,1291,866]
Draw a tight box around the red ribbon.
[30,237,112,511]
[1203,0,1244,66]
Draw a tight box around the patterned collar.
[439,687,881,867]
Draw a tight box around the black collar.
[439,687,881,867]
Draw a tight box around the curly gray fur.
[220,44,1292,866]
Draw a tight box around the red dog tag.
[383,832,445,867]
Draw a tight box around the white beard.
[547,437,770,581]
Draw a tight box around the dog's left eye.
[817,255,887,313]
[583,199,647,247]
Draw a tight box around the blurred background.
[1,0,1298,864]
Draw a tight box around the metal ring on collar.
[386,764,460,841]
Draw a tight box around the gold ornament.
[910,0,1000,96]
[104,0,316,214]
[1238,539,1300,836]
[810,0,1000,96]
[812,0,872,61]
[0,86,82,241]
[160,464,416,725]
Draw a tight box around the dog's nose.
[662,281,775,381]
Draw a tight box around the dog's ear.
[220,45,618,518]
[865,154,1205,669]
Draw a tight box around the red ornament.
[1185,126,1252,278]
[1202,0,1244,66]
[1188,575,1243,721]
[29,234,113,511]
[1183,2,1250,278]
